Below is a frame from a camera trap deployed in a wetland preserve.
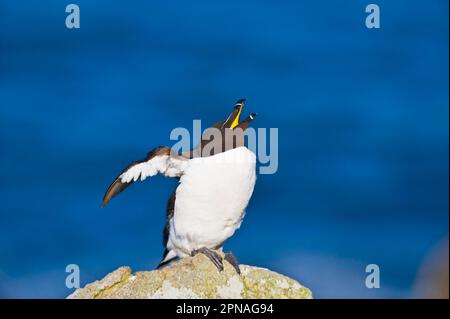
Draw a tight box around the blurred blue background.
[0,0,448,298]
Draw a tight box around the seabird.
[102,99,257,274]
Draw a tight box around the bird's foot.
[191,247,224,272]
[224,251,241,275]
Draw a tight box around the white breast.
[168,147,256,256]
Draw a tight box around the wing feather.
[101,146,187,207]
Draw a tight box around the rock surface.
[68,253,312,299]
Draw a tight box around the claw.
[192,247,224,272]
[224,251,241,275]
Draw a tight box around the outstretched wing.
[102,146,188,207]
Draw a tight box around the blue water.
[0,1,448,298]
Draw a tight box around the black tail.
[156,249,177,269]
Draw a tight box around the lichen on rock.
[67,253,312,299]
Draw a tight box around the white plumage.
[119,155,187,183]
[166,146,256,258]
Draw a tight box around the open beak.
[223,98,245,129]
[241,112,257,125]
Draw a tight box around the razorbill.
[102,99,257,273]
